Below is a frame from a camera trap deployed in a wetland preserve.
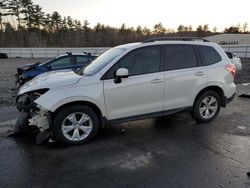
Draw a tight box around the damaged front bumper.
[29,107,51,132]
[16,89,51,133]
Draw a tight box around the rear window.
[196,45,222,66]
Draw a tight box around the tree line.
[0,0,249,47]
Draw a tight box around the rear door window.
[49,56,72,69]
[196,45,222,66]
[75,56,91,66]
[164,45,198,71]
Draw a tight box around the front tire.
[53,105,99,145]
[192,91,221,123]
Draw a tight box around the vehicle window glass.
[50,57,71,68]
[225,51,233,59]
[119,46,160,76]
[76,56,90,66]
[197,45,222,66]
[164,45,197,71]
[84,48,125,76]
[104,62,119,79]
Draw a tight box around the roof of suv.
[115,38,215,50]
[56,52,97,58]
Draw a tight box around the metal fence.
[0,45,250,58]
[221,45,250,58]
[0,47,110,58]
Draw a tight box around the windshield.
[84,48,125,76]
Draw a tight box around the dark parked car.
[16,52,97,86]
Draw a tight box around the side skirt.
[105,106,192,126]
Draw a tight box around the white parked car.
[16,38,236,145]
[225,51,242,71]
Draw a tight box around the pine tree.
[5,0,22,28]
[66,16,74,30]
[43,13,52,31]
[32,4,44,29]
[0,0,8,30]
[20,0,35,29]
[51,11,62,31]
[153,22,166,35]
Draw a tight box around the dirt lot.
[0,58,250,106]
[0,58,45,107]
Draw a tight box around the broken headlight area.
[16,88,49,112]
[16,88,51,133]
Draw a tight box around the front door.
[103,46,164,120]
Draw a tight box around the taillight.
[225,64,236,79]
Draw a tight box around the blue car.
[16,52,97,86]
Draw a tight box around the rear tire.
[192,91,221,123]
[53,105,99,145]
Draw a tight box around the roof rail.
[142,37,209,43]
[66,52,72,55]
[84,52,93,56]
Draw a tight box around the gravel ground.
[0,58,249,107]
[0,58,45,107]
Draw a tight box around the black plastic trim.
[105,106,191,125]
[142,37,209,43]
[222,93,236,107]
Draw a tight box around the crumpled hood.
[17,63,38,75]
[18,70,82,95]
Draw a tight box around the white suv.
[17,38,236,145]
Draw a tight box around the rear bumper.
[222,93,236,107]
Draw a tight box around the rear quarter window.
[196,45,222,66]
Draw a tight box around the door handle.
[151,78,163,83]
[195,71,205,76]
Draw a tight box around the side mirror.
[114,68,128,84]
[116,68,128,78]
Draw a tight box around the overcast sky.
[33,0,249,31]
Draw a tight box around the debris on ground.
[120,128,126,134]
[36,130,52,145]
[238,93,250,98]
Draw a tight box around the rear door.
[163,44,207,111]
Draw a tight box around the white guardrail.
[0,47,110,58]
[0,45,249,58]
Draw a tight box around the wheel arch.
[51,100,104,127]
[193,86,225,107]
